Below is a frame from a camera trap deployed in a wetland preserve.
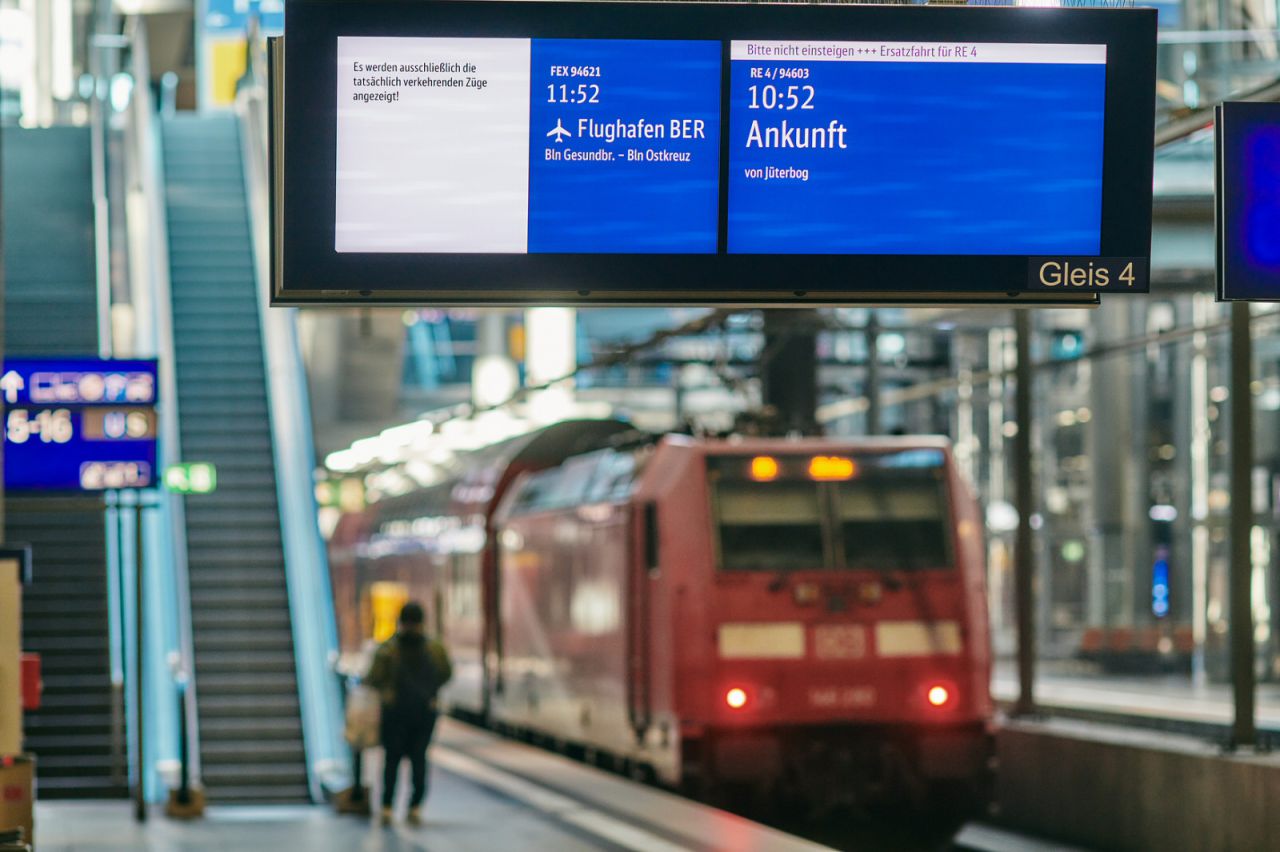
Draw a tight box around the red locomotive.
[329,419,993,808]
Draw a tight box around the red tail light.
[725,687,748,709]
[926,684,951,708]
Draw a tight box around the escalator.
[1,126,126,799]
[159,113,310,803]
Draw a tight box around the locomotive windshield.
[837,477,950,570]
[709,451,952,572]
[712,479,826,571]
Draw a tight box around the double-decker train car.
[329,420,993,807]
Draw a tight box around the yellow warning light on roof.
[750,456,780,481]
[809,456,856,481]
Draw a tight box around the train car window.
[507,468,561,515]
[584,451,638,503]
[507,453,607,515]
[551,454,599,507]
[837,474,951,571]
[713,481,825,571]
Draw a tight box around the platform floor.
[35,719,830,852]
[992,662,1280,730]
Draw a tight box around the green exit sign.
[164,463,217,494]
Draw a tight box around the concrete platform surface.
[34,719,832,852]
[991,663,1280,730]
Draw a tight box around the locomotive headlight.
[793,582,820,605]
[926,684,951,708]
[725,687,749,709]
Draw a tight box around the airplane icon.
[547,118,572,142]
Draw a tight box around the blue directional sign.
[2,358,159,492]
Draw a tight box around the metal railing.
[1155,29,1280,146]
[115,12,201,802]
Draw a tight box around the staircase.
[2,126,126,798]
[160,113,310,803]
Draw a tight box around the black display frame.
[273,0,1156,306]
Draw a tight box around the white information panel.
[335,37,532,253]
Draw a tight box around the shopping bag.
[344,684,382,749]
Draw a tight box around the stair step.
[188,573,286,592]
[29,753,124,774]
[197,694,300,718]
[190,585,289,605]
[186,529,283,548]
[195,653,297,675]
[20,734,120,754]
[199,715,303,738]
[187,562,288,581]
[23,714,117,734]
[192,611,291,631]
[200,763,308,784]
[200,740,306,763]
[23,634,116,654]
[35,776,130,798]
[193,671,303,693]
[202,777,309,798]
[192,631,295,653]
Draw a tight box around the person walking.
[364,601,452,826]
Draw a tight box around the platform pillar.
[525,308,576,424]
[761,310,818,436]
[472,310,518,410]
[1013,309,1036,717]
[1086,301,1138,630]
[1229,301,1256,748]
[865,312,881,435]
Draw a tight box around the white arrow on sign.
[0,371,24,405]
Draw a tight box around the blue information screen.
[2,358,159,491]
[726,40,1107,255]
[1218,102,1280,301]
[528,39,721,253]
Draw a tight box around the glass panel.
[838,477,950,571]
[714,480,824,571]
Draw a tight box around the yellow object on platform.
[369,582,410,644]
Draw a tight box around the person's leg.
[407,717,432,809]
[407,712,439,816]
[381,715,405,811]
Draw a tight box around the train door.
[483,525,500,718]
[627,500,657,740]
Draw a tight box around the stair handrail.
[118,13,203,799]
[235,23,349,800]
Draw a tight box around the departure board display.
[278,0,1157,304]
